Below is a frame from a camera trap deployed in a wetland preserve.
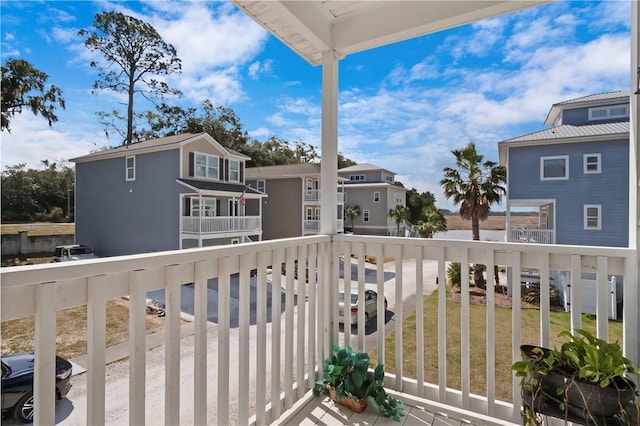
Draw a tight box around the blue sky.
[0,0,632,211]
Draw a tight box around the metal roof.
[544,91,629,125]
[231,1,549,66]
[501,122,629,143]
[338,163,394,174]
[177,178,263,195]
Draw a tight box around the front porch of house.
[2,234,637,425]
[506,200,555,244]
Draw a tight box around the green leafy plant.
[313,345,405,421]
[513,330,638,425]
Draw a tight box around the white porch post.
[320,50,339,235]
[629,0,640,364]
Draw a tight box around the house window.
[194,153,219,179]
[126,156,135,181]
[584,205,601,230]
[191,198,216,217]
[394,193,403,204]
[306,207,313,221]
[257,180,266,193]
[306,178,313,190]
[363,210,370,222]
[385,175,393,182]
[588,104,629,121]
[373,191,380,203]
[229,160,240,182]
[583,153,601,174]
[344,193,348,203]
[540,155,569,180]
[349,175,365,181]
[314,207,320,220]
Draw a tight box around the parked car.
[1,353,72,423]
[338,289,387,327]
[51,244,97,262]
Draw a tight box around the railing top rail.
[0,234,330,288]
[334,234,635,258]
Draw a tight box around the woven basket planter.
[328,385,367,413]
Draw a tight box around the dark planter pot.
[520,345,638,421]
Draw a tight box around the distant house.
[498,91,630,318]
[71,133,265,257]
[338,163,408,236]
[245,163,345,240]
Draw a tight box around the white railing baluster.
[356,242,366,351]
[394,245,403,390]
[596,256,609,339]
[460,248,470,409]
[129,270,147,425]
[284,247,295,409]
[485,251,496,417]
[217,257,230,423]
[87,275,107,425]
[331,239,340,343]
[570,255,583,331]
[296,244,307,399]
[238,254,251,425]
[511,251,523,423]
[342,241,351,348]
[165,264,184,425]
[437,247,447,403]
[34,282,57,426]
[271,248,284,420]
[256,251,268,426]
[376,243,385,365]
[415,245,425,399]
[307,244,318,390]
[194,260,211,426]
[623,256,639,374]
[539,255,551,347]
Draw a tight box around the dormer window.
[350,174,365,181]
[588,104,628,121]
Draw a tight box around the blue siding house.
[498,91,630,318]
[71,133,265,257]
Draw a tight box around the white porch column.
[629,0,640,364]
[320,50,339,235]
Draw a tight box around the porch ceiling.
[231,1,550,66]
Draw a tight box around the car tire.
[14,391,34,423]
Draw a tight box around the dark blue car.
[1,354,72,423]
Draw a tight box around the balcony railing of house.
[302,190,345,204]
[507,227,554,244]
[1,235,637,425]
[304,219,344,233]
[182,216,261,234]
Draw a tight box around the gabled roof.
[232,1,548,66]
[339,163,394,175]
[498,122,629,164]
[544,91,629,126]
[245,163,321,179]
[70,133,251,163]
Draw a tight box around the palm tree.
[416,206,447,238]
[440,142,506,288]
[388,204,409,236]
[345,205,360,233]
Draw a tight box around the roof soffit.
[233,1,550,66]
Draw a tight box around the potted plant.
[313,344,405,421]
[513,329,639,425]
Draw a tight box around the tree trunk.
[126,71,135,145]
[472,213,485,288]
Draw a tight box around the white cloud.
[248,59,273,79]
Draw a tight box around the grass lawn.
[0,222,74,236]
[374,289,623,403]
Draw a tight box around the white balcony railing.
[304,219,345,233]
[508,227,554,244]
[1,235,637,424]
[302,190,345,204]
[182,216,261,234]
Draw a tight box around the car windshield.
[338,292,358,305]
[70,247,93,255]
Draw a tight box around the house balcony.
[304,219,344,233]
[2,235,637,425]
[181,215,262,235]
[507,227,554,244]
[303,190,345,204]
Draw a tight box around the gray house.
[498,91,630,318]
[338,163,407,236]
[71,133,265,257]
[245,163,344,240]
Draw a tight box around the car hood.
[69,254,98,261]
